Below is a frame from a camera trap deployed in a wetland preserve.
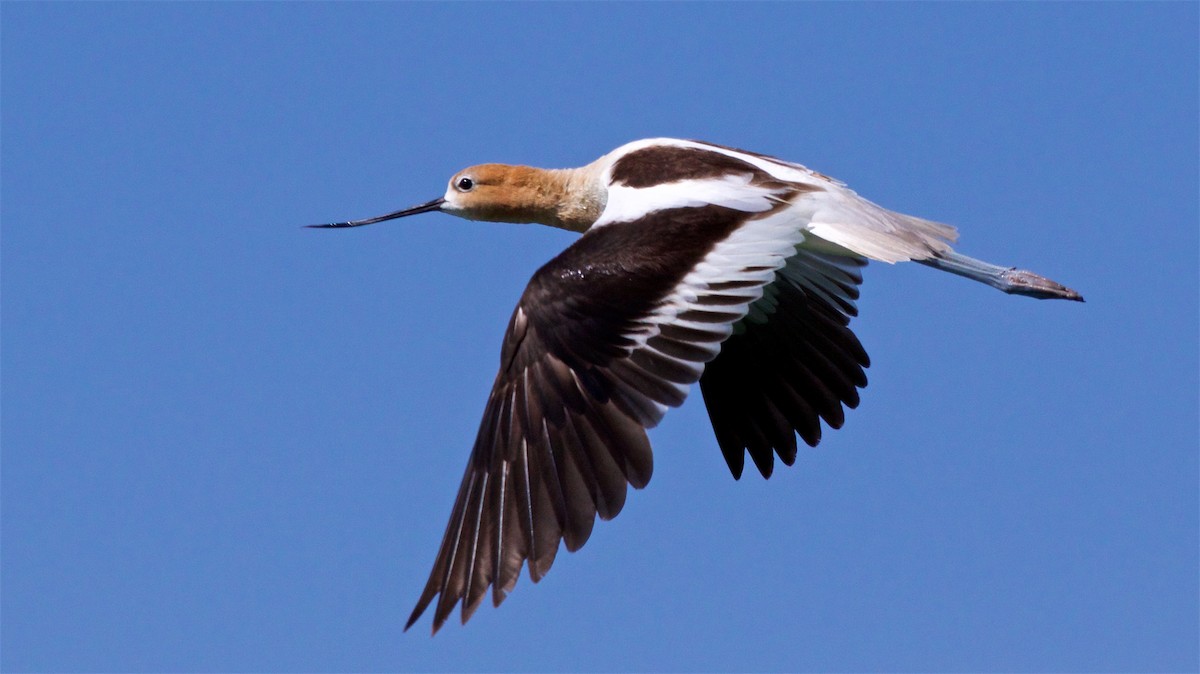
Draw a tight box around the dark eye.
[455,177,474,191]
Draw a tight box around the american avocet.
[310,138,1082,634]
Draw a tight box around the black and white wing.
[404,139,955,633]
[405,145,812,633]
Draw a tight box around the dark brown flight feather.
[700,249,870,479]
[406,205,774,633]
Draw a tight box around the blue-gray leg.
[918,251,1084,302]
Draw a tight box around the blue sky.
[3,3,1196,672]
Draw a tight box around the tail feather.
[806,199,958,264]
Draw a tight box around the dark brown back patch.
[686,140,790,165]
[611,145,772,189]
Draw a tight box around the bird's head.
[440,164,564,225]
[309,163,604,232]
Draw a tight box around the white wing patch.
[744,246,866,328]
[595,174,783,228]
[605,207,812,427]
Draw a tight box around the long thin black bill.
[305,197,446,228]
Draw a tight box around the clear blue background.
[3,4,1197,672]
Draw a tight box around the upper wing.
[405,170,811,633]
[606,138,959,263]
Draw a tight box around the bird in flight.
[309,138,1082,634]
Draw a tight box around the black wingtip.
[403,607,426,634]
[405,591,444,635]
